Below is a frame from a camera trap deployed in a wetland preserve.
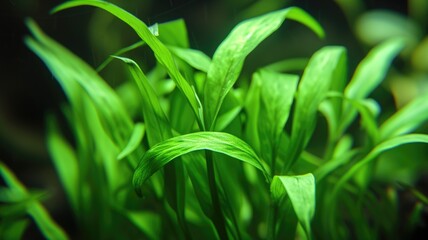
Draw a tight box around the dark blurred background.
[1,0,422,238]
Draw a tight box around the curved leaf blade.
[285,46,347,171]
[168,46,212,72]
[204,7,324,129]
[271,173,316,239]
[333,134,428,196]
[380,96,428,140]
[52,0,204,127]
[340,38,406,132]
[117,123,145,160]
[0,162,68,240]
[133,132,271,196]
[257,70,298,167]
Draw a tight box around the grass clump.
[1,0,428,239]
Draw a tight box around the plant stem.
[268,200,278,240]
[206,150,229,240]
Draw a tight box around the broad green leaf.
[204,7,324,130]
[117,123,145,160]
[168,45,212,72]
[52,0,204,128]
[133,132,271,196]
[0,162,68,240]
[333,134,428,196]
[257,70,298,168]
[271,173,316,239]
[285,46,346,172]
[340,38,405,132]
[380,96,428,140]
[46,116,79,210]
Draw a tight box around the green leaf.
[380,95,428,140]
[157,19,189,48]
[25,19,132,147]
[46,116,79,210]
[204,7,324,130]
[257,70,298,168]
[97,41,145,72]
[215,89,244,132]
[114,56,172,146]
[0,219,29,240]
[168,45,212,72]
[133,132,271,196]
[52,0,204,128]
[333,134,428,196]
[0,162,68,240]
[117,123,145,160]
[340,38,406,132]
[285,46,346,172]
[271,173,316,239]
[114,57,192,238]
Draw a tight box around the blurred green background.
[2,0,427,238]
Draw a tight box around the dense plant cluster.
[1,0,427,239]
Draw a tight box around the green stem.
[267,199,278,240]
[206,150,229,240]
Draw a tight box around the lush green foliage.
[1,0,428,239]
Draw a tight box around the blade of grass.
[204,7,324,130]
